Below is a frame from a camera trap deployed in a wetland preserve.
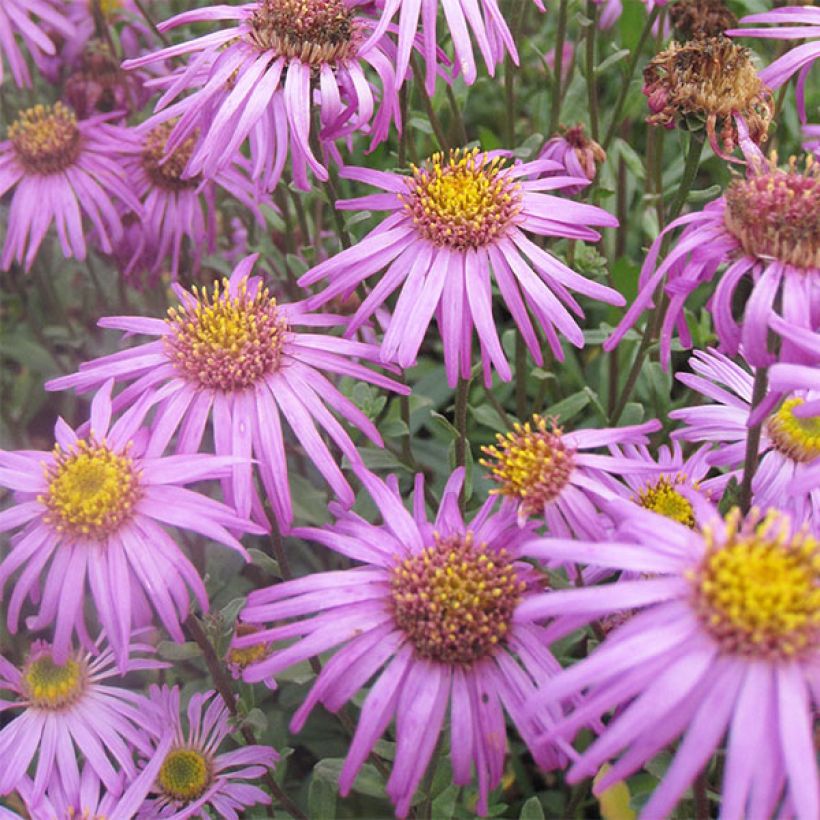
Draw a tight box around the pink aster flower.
[234,467,572,817]
[123,0,400,191]
[134,685,277,818]
[0,0,74,87]
[670,348,819,531]
[480,414,663,538]
[728,7,820,122]
[768,318,820,418]
[0,103,142,271]
[0,380,263,670]
[299,147,622,386]
[0,636,163,804]
[604,147,819,368]
[538,125,606,196]
[46,254,408,531]
[121,121,270,281]
[520,504,819,820]
[364,0,544,95]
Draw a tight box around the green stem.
[667,132,704,224]
[548,0,569,135]
[445,84,468,146]
[133,0,170,46]
[454,376,470,471]
[398,84,409,166]
[602,5,661,150]
[738,367,769,515]
[411,54,449,151]
[585,1,600,141]
[515,333,528,419]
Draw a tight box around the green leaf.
[309,769,338,819]
[469,403,509,434]
[313,758,385,798]
[545,391,590,424]
[719,477,741,515]
[596,48,631,76]
[157,641,201,661]
[430,411,461,439]
[519,796,546,819]
[432,784,460,818]
[247,548,281,578]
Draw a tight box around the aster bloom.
[728,7,820,122]
[519,505,819,819]
[0,0,74,87]
[768,318,820,418]
[670,348,819,531]
[602,441,728,529]
[136,685,277,818]
[122,121,270,280]
[604,151,820,368]
[0,380,263,669]
[0,636,163,803]
[538,125,606,196]
[46,254,408,531]
[123,0,400,191]
[0,103,142,271]
[480,414,663,538]
[299,147,622,386]
[642,37,773,158]
[234,468,571,817]
[363,0,544,96]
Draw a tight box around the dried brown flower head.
[669,0,737,39]
[643,37,774,156]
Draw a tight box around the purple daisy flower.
[0,636,164,804]
[0,380,263,669]
[728,7,820,122]
[122,121,270,281]
[136,685,277,818]
[364,0,544,96]
[15,742,172,820]
[670,348,819,530]
[234,467,572,817]
[538,125,606,196]
[0,103,142,271]
[601,441,728,529]
[0,0,74,87]
[520,504,819,819]
[604,144,819,368]
[768,318,820,418]
[299,147,622,386]
[123,0,400,191]
[480,413,663,538]
[46,254,408,531]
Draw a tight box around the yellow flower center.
[390,532,526,665]
[250,0,361,65]
[724,157,820,269]
[635,475,696,527]
[691,510,820,660]
[227,624,271,671]
[164,277,288,391]
[8,103,82,175]
[41,440,141,540]
[402,147,522,250]
[142,121,201,192]
[158,748,212,802]
[481,415,575,518]
[767,397,820,463]
[23,652,86,710]
[99,0,123,15]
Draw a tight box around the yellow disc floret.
[23,649,86,710]
[767,397,820,463]
[41,439,141,540]
[390,532,527,665]
[142,121,200,192]
[691,509,820,660]
[402,147,522,250]
[159,748,212,802]
[635,475,696,527]
[481,415,575,518]
[8,103,82,175]
[164,277,288,391]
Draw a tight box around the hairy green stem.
[548,0,569,135]
[738,367,769,515]
[585,1,600,141]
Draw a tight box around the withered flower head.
[560,124,607,180]
[669,0,737,39]
[64,44,141,119]
[643,36,774,156]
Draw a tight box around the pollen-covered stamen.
[164,277,288,391]
[22,648,87,710]
[724,157,820,269]
[40,439,141,540]
[690,509,820,660]
[767,397,820,462]
[401,148,523,251]
[159,748,212,802]
[390,533,526,665]
[9,103,82,175]
[227,624,272,673]
[635,474,696,528]
[142,122,201,192]
[480,415,575,518]
[643,37,773,153]
[249,0,362,66]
